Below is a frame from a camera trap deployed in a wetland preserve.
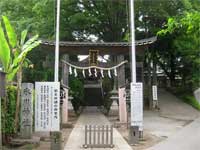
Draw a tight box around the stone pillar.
[62,55,69,86]
[117,55,126,88]
[118,88,127,123]
[20,83,33,139]
[61,54,69,125]
[117,55,127,123]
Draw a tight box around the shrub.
[102,77,113,114]
[2,86,17,136]
[69,76,84,113]
[182,95,200,110]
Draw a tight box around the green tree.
[0,16,41,131]
[158,10,200,90]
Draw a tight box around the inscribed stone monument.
[20,83,33,139]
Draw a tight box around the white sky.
[78,55,109,62]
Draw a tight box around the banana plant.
[0,16,41,131]
[0,16,41,81]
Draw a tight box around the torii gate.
[41,37,157,124]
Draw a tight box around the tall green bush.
[69,76,84,114]
[102,77,113,114]
[2,86,17,135]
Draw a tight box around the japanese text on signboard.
[35,82,60,131]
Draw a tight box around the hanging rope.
[61,60,128,70]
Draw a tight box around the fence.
[83,125,114,148]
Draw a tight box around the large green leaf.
[7,40,41,81]
[10,39,41,74]
[22,35,39,51]
[0,22,10,71]
[6,65,20,81]
[2,16,17,48]
[21,30,28,45]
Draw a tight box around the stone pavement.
[145,89,200,150]
[158,89,200,120]
[147,117,200,150]
[64,107,132,150]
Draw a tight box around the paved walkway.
[148,117,200,150]
[145,89,200,150]
[64,107,132,150]
[158,89,200,120]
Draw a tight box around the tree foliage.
[0,0,199,90]
[158,10,200,89]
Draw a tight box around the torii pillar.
[61,54,69,125]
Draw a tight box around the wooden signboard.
[89,50,99,66]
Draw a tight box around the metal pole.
[129,0,141,144]
[51,0,62,150]
[54,0,61,82]
[130,0,136,83]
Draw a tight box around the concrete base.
[62,122,74,128]
[50,132,62,150]
[129,126,139,145]
[10,136,40,146]
[34,132,50,141]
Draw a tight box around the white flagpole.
[54,0,61,82]
[130,0,136,83]
[51,1,62,150]
[129,0,141,143]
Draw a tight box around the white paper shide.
[35,82,60,131]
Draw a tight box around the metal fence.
[83,125,114,148]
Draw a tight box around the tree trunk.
[170,54,176,87]
[152,59,158,86]
[14,67,22,131]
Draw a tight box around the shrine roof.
[41,36,157,55]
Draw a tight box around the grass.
[167,87,200,111]
[181,95,200,110]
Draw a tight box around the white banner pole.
[129,0,143,143]
[130,0,136,83]
[54,0,61,82]
[52,0,61,149]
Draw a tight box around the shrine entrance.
[41,36,157,113]
[84,79,103,106]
